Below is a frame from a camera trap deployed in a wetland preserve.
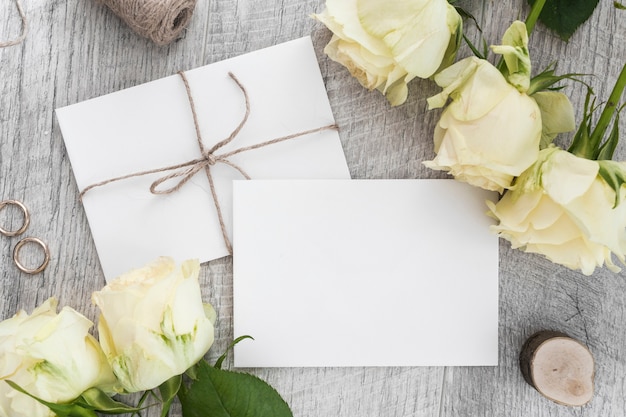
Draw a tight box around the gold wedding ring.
[0,199,30,236]
[13,237,50,274]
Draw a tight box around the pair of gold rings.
[0,200,50,274]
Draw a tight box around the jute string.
[99,0,197,45]
[0,0,27,48]
[80,71,338,254]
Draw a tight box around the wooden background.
[1,0,625,416]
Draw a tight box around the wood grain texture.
[1,0,625,416]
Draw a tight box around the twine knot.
[205,153,218,165]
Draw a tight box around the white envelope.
[232,180,499,367]
[56,37,350,281]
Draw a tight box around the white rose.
[92,257,215,393]
[424,56,542,192]
[0,298,116,417]
[424,21,575,193]
[314,0,461,106]
[488,147,626,275]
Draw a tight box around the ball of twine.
[100,0,197,46]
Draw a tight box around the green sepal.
[5,381,97,417]
[75,387,148,415]
[158,374,182,417]
[136,390,153,411]
[184,363,200,382]
[586,63,626,158]
[598,160,626,208]
[532,91,576,148]
[491,21,531,92]
[183,334,254,382]
[527,62,585,95]
[568,64,626,160]
[453,4,478,22]
[597,108,623,160]
[463,34,488,60]
[178,360,293,417]
[568,87,600,159]
[455,6,488,59]
[214,335,254,370]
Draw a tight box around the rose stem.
[587,62,626,156]
[525,0,547,35]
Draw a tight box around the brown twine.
[0,0,27,48]
[80,71,338,254]
[99,0,197,46]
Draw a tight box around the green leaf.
[5,381,97,417]
[615,2,626,10]
[598,160,626,207]
[528,0,600,41]
[178,360,293,417]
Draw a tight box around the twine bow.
[80,71,338,254]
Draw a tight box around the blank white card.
[233,180,499,367]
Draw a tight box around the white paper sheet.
[56,37,350,282]
[233,179,499,367]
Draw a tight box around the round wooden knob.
[519,331,594,406]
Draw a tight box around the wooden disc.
[519,331,594,406]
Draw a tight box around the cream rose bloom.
[92,257,215,393]
[488,147,626,275]
[314,0,461,106]
[424,56,542,192]
[0,299,116,417]
[424,21,575,192]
